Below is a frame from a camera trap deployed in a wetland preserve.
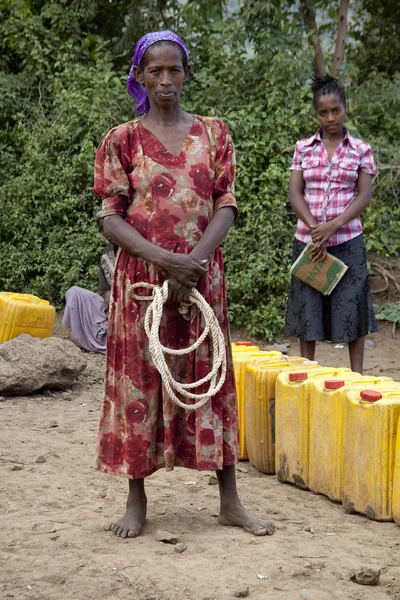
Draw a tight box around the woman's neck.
[320,126,346,143]
[143,102,186,127]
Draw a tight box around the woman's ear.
[133,66,144,85]
[183,64,191,82]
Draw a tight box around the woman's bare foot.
[106,478,147,538]
[219,500,275,535]
[217,465,275,536]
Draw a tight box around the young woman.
[93,30,275,538]
[285,75,377,373]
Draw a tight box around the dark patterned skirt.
[284,235,377,344]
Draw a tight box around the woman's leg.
[217,465,275,536]
[300,339,316,361]
[108,478,147,538]
[348,336,365,374]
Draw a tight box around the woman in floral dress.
[93,30,275,538]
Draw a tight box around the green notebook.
[290,243,348,296]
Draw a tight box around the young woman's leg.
[348,336,365,373]
[300,339,316,361]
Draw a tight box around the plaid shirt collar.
[303,128,358,151]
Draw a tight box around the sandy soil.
[1,317,400,600]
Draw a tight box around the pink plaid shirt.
[290,129,376,246]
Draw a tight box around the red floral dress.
[93,116,239,479]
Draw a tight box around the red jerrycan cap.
[235,341,253,346]
[325,379,345,389]
[289,372,308,382]
[360,390,382,402]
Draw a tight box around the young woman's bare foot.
[217,465,275,536]
[106,478,147,538]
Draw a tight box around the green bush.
[1,1,399,340]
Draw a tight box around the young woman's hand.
[162,254,208,288]
[310,244,327,262]
[310,221,338,246]
[166,277,192,307]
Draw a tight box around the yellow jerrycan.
[233,351,283,460]
[393,415,400,526]
[309,376,394,502]
[232,341,260,353]
[342,387,400,520]
[275,367,354,490]
[244,359,322,474]
[0,292,56,344]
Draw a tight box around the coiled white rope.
[128,281,227,411]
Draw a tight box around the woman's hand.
[310,244,327,262]
[102,291,111,312]
[167,277,192,307]
[310,221,338,246]
[162,253,208,288]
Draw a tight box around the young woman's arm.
[289,171,326,261]
[311,171,373,247]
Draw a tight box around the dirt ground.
[1,316,400,600]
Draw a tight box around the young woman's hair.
[140,41,189,71]
[311,74,346,108]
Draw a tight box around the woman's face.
[134,43,189,110]
[315,93,347,135]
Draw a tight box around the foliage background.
[1,0,399,339]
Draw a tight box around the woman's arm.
[103,215,207,288]
[190,207,236,262]
[289,171,326,261]
[167,207,236,306]
[311,171,373,247]
[289,171,318,229]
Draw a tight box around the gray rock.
[208,474,218,485]
[35,455,46,464]
[155,530,179,544]
[236,465,248,473]
[364,339,375,349]
[234,585,250,598]
[174,542,187,554]
[0,334,87,395]
[11,465,23,471]
[350,567,380,586]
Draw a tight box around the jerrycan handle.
[283,356,318,366]
[308,369,345,379]
[9,294,34,303]
[349,378,389,385]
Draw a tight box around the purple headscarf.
[127,30,190,116]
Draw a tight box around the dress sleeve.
[93,127,133,218]
[290,141,303,171]
[213,121,238,219]
[359,143,376,176]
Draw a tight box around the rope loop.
[128,281,227,411]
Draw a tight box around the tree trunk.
[332,0,350,77]
[300,0,326,78]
